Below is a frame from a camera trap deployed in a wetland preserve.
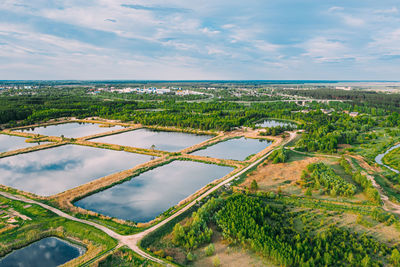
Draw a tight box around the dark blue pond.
[0,237,85,267]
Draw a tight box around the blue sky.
[1,0,400,80]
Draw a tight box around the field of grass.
[349,127,400,163]
[383,147,400,172]
[98,246,162,267]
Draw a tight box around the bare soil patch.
[240,157,323,192]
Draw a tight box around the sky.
[1,0,400,80]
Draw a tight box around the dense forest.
[282,88,400,112]
[301,162,356,197]
[167,194,397,266]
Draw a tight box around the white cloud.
[253,40,280,53]
[201,27,220,36]
[328,6,344,12]
[374,7,398,14]
[300,37,353,63]
[368,28,400,56]
[341,15,365,27]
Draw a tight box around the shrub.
[205,243,215,256]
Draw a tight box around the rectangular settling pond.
[0,145,153,196]
[75,160,234,223]
[18,122,125,138]
[0,134,41,153]
[191,137,272,161]
[90,128,213,152]
[0,237,85,267]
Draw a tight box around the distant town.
[88,86,205,96]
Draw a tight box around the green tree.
[213,255,220,267]
[205,243,215,256]
[391,248,400,266]
[172,223,184,245]
[305,187,312,196]
[250,180,259,192]
[361,255,370,267]
[187,252,194,261]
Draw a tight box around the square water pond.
[90,128,213,152]
[18,122,125,138]
[0,134,42,152]
[0,145,153,196]
[75,160,234,223]
[191,137,272,161]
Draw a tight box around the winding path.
[0,132,297,266]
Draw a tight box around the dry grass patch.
[240,157,323,192]
[193,228,275,267]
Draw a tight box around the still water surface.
[18,123,124,138]
[0,134,40,152]
[375,143,400,174]
[0,237,85,267]
[0,145,152,196]
[191,137,272,161]
[75,160,233,223]
[91,128,212,151]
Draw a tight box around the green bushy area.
[143,192,399,266]
[98,246,161,267]
[268,148,289,163]
[215,194,390,267]
[301,162,356,197]
[0,196,117,261]
[383,147,400,172]
[339,157,381,203]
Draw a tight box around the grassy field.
[0,196,117,266]
[349,127,400,163]
[98,246,163,267]
[383,147,400,172]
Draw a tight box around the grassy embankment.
[0,196,117,266]
[382,147,400,172]
[98,246,163,267]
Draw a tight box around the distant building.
[335,86,352,90]
[349,112,359,117]
[321,108,334,114]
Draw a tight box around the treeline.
[0,94,152,126]
[3,88,400,156]
[295,111,375,153]
[301,162,356,197]
[268,148,289,163]
[339,157,381,203]
[172,197,223,250]
[282,88,400,112]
